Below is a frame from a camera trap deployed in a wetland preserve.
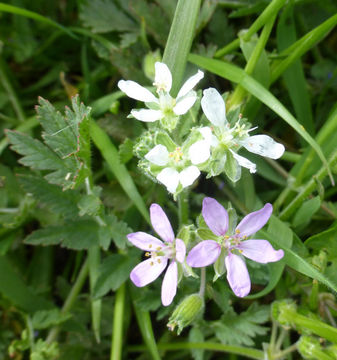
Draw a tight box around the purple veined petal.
[186,240,221,267]
[175,238,186,263]
[127,232,164,251]
[150,203,175,243]
[202,197,229,236]
[154,62,172,92]
[130,257,168,287]
[131,109,163,122]
[161,261,178,306]
[238,240,284,263]
[177,70,204,99]
[236,203,273,237]
[118,80,158,103]
[225,253,251,297]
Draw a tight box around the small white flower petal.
[179,166,200,188]
[199,127,219,147]
[145,145,169,166]
[173,91,197,115]
[242,135,285,159]
[188,140,210,165]
[154,62,172,92]
[157,168,180,193]
[131,109,163,122]
[230,150,256,173]
[118,80,158,103]
[201,88,227,127]
[177,70,204,99]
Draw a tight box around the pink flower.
[128,204,186,306]
[186,197,284,297]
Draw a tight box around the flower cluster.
[118,62,285,195]
[127,199,284,306]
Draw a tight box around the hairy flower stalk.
[118,62,203,131]
[187,197,284,297]
[127,204,186,306]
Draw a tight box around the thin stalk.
[229,16,276,109]
[46,258,89,344]
[282,151,301,163]
[280,149,337,220]
[269,321,278,352]
[275,328,287,351]
[274,343,298,359]
[215,0,286,58]
[128,342,264,360]
[199,267,206,297]
[178,191,189,227]
[0,59,25,123]
[111,284,125,360]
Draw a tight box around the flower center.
[220,229,248,253]
[145,242,174,265]
[169,147,183,163]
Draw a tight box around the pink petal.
[130,257,167,287]
[238,240,284,263]
[236,203,272,237]
[161,261,178,306]
[127,232,164,251]
[186,240,221,267]
[225,253,251,297]
[175,239,186,263]
[202,197,229,236]
[150,204,175,243]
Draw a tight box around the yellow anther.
[169,147,183,162]
[157,259,161,263]
[149,244,152,249]
[235,229,240,234]
[239,249,243,253]
[145,252,150,257]
[156,246,162,250]
[150,261,154,266]
[224,235,230,239]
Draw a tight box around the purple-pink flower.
[127,204,186,306]
[186,197,284,297]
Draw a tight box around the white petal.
[188,140,210,165]
[179,166,200,188]
[242,135,285,159]
[145,145,169,166]
[201,88,227,127]
[173,91,197,115]
[199,127,219,147]
[230,150,256,173]
[177,70,204,99]
[131,109,162,122]
[154,62,172,92]
[118,80,158,103]
[157,168,180,193]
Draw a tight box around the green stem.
[128,342,264,360]
[46,258,89,344]
[229,16,276,109]
[199,267,206,297]
[0,59,25,123]
[215,0,286,58]
[178,190,189,227]
[280,149,337,220]
[282,151,301,163]
[273,343,298,359]
[111,284,125,360]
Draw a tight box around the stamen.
[235,229,240,234]
[156,246,161,250]
[149,244,152,248]
[150,261,154,266]
[145,252,150,257]
[157,259,161,263]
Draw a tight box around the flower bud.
[271,300,297,328]
[143,50,161,81]
[167,294,204,335]
[297,336,322,359]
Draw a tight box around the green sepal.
[155,131,176,151]
[223,150,241,182]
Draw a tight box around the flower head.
[118,62,204,130]
[128,204,186,306]
[186,197,284,297]
[200,88,285,179]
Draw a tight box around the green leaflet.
[188,53,332,182]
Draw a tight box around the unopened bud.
[167,294,204,335]
[271,300,297,328]
[297,336,322,359]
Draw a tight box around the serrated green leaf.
[18,174,80,218]
[24,220,100,250]
[212,303,269,346]
[78,194,101,217]
[93,252,138,299]
[32,309,71,330]
[80,0,136,33]
[106,213,133,250]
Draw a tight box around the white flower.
[201,88,285,174]
[145,140,210,193]
[118,62,204,126]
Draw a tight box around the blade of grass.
[89,120,150,224]
[0,3,76,39]
[276,2,314,135]
[162,0,201,96]
[215,0,286,58]
[111,284,125,360]
[188,54,332,183]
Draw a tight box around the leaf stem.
[111,284,125,360]
[199,267,206,297]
